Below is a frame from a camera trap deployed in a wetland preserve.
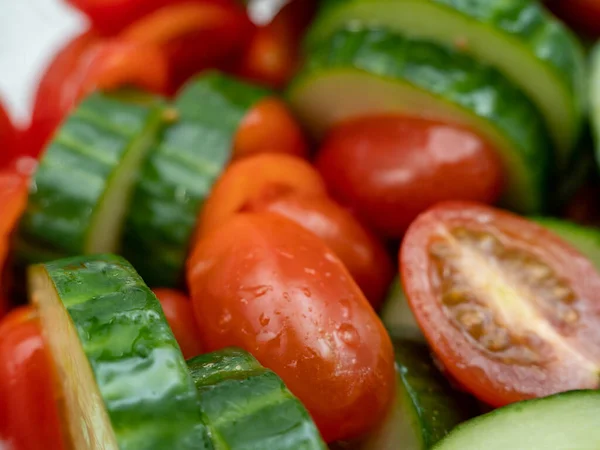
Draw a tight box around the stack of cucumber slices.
[15,72,270,288]
[290,0,587,214]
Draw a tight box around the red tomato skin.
[237,0,317,88]
[187,213,395,443]
[247,193,393,308]
[120,1,253,91]
[0,101,17,169]
[0,307,65,450]
[400,201,600,407]
[233,97,308,160]
[546,0,600,36]
[197,153,327,239]
[316,115,503,237]
[67,0,238,36]
[29,32,169,158]
[153,288,203,359]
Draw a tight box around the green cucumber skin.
[433,390,600,449]
[380,277,425,342]
[40,254,213,450]
[591,43,600,170]
[394,341,477,448]
[123,72,269,287]
[290,28,552,213]
[188,348,327,450]
[16,91,164,263]
[534,218,600,271]
[307,0,586,157]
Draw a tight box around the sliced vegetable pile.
[3,0,600,449]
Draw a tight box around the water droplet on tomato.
[304,267,316,275]
[259,313,270,326]
[338,324,360,347]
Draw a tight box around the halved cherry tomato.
[120,1,253,90]
[66,0,238,35]
[0,101,18,169]
[187,213,395,442]
[0,306,64,449]
[316,115,504,238]
[153,288,203,359]
[197,153,326,238]
[247,193,393,308]
[237,0,317,88]
[400,201,600,408]
[546,0,600,36]
[233,97,308,159]
[29,33,169,158]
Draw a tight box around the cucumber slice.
[433,390,600,449]
[306,0,586,161]
[360,340,477,449]
[380,277,424,342]
[28,254,212,450]
[534,218,600,271]
[123,72,269,287]
[188,348,327,449]
[289,28,552,213]
[16,91,165,263]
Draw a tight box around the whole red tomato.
[546,0,600,36]
[153,288,203,359]
[187,213,395,442]
[316,115,503,237]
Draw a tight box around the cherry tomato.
[0,166,30,315]
[400,201,600,408]
[316,115,504,237]
[153,288,203,359]
[0,306,64,449]
[236,0,317,88]
[247,193,393,308]
[0,101,17,169]
[120,1,253,90]
[197,153,326,238]
[546,0,600,36]
[29,32,169,158]
[187,213,395,442]
[66,0,238,35]
[233,97,308,160]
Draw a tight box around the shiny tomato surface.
[187,213,395,442]
[401,202,600,407]
[153,288,203,359]
[197,153,326,238]
[0,307,64,450]
[248,193,394,307]
[233,97,308,160]
[316,115,503,237]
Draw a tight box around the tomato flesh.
[153,288,203,359]
[247,193,393,308]
[0,307,64,449]
[401,201,600,407]
[316,115,503,237]
[187,213,395,442]
[0,101,18,169]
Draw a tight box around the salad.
[1,0,600,449]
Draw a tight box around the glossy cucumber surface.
[188,348,327,450]
[29,254,212,450]
[307,0,586,162]
[123,72,269,287]
[17,91,165,263]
